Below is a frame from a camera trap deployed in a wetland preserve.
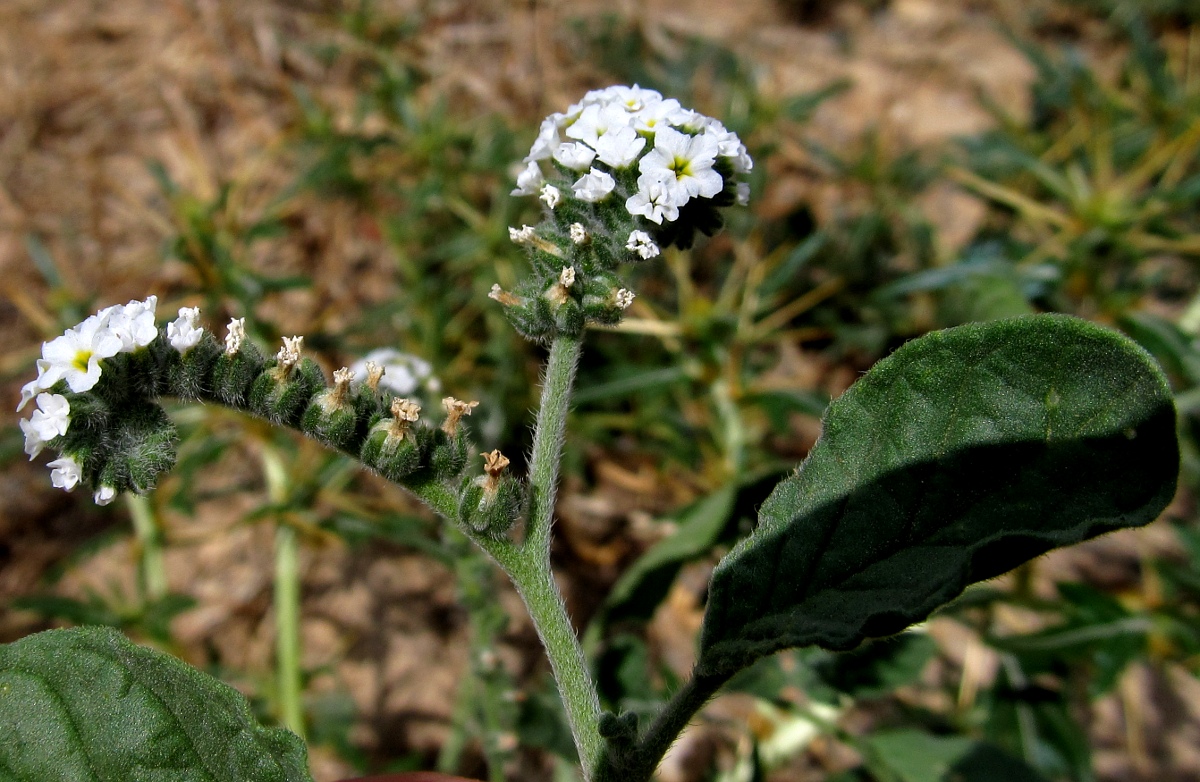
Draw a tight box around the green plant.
[5,84,1180,782]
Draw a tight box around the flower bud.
[211,340,266,407]
[249,354,325,427]
[156,329,223,401]
[358,398,429,481]
[458,450,525,537]
[301,367,363,452]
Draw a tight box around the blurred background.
[2,0,1200,780]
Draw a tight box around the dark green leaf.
[866,730,974,782]
[0,626,312,781]
[699,314,1178,675]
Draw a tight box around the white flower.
[350,348,439,396]
[525,115,565,162]
[512,161,545,196]
[540,184,562,209]
[638,126,723,205]
[625,230,660,260]
[631,98,682,133]
[17,359,56,411]
[572,168,616,202]
[20,419,46,460]
[40,313,123,393]
[667,108,704,132]
[94,485,117,505]
[29,393,70,440]
[592,125,646,168]
[625,173,681,224]
[559,267,576,288]
[509,225,537,244]
[569,223,588,244]
[552,142,597,171]
[48,456,82,491]
[615,289,636,309]
[736,182,751,206]
[732,150,753,174]
[104,296,159,353]
[604,84,665,113]
[566,103,632,149]
[276,336,304,370]
[167,307,204,353]
[225,317,246,355]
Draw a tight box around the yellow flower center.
[72,349,93,373]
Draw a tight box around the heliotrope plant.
[2,86,1181,782]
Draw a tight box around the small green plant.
[4,85,1180,782]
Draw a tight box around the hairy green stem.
[504,551,602,776]
[527,336,582,553]
[126,494,167,601]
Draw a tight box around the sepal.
[429,430,470,479]
[249,358,325,427]
[359,422,423,482]
[211,342,266,407]
[457,472,524,538]
[300,391,362,453]
[87,403,178,496]
[159,330,223,401]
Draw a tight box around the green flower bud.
[359,398,426,481]
[211,337,266,407]
[458,450,524,538]
[301,367,362,452]
[554,299,585,337]
[427,397,478,479]
[249,338,325,426]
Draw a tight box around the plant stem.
[504,551,602,776]
[126,494,167,602]
[274,522,305,740]
[617,670,732,781]
[475,335,604,776]
[526,336,582,554]
[262,444,306,740]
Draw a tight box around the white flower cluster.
[513,85,752,225]
[17,297,206,503]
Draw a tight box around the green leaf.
[866,730,974,782]
[699,314,1178,675]
[0,626,312,781]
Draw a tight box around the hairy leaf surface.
[0,626,312,782]
[698,315,1178,675]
